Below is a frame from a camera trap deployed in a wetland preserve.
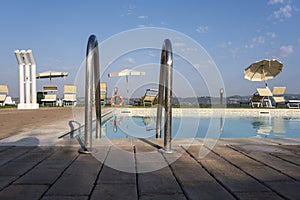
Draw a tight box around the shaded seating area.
[270,86,300,108]
[41,85,58,106]
[249,86,300,108]
[100,82,107,106]
[62,84,77,106]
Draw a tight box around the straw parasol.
[36,71,68,85]
[244,59,283,86]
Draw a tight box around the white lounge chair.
[286,100,300,108]
[41,94,57,106]
[257,87,273,107]
[62,84,77,106]
[0,85,9,106]
[100,82,107,106]
[272,87,286,107]
[4,96,16,106]
[251,87,273,107]
[0,94,6,106]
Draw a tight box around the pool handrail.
[156,39,174,153]
[79,34,101,154]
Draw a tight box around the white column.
[21,50,31,105]
[14,50,25,106]
[14,49,39,109]
[28,50,37,104]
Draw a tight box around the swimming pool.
[100,115,300,139]
[63,111,300,139]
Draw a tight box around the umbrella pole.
[126,75,129,105]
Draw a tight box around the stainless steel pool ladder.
[79,35,101,154]
[156,39,174,153]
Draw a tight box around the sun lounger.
[251,93,264,107]
[4,96,16,106]
[63,94,77,106]
[41,94,57,106]
[100,82,107,106]
[257,87,273,107]
[272,87,286,107]
[286,100,300,108]
[62,84,77,106]
[0,85,9,106]
[0,94,6,106]
[143,89,158,106]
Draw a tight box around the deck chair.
[41,94,57,106]
[272,87,286,107]
[0,84,8,106]
[100,82,107,106]
[250,93,264,107]
[62,84,77,106]
[286,100,300,108]
[143,89,158,106]
[257,87,273,107]
[4,96,16,106]
[41,85,58,106]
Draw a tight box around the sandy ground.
[0,107,73,140]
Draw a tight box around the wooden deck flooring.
[0,138,299,200]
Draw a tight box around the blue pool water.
[96,115,300,139]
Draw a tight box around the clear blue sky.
[0,0,299,98]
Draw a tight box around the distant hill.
[11,94,300,107]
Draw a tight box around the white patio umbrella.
[108,69,145,104]
[36,71,68,85]
[244,59,283,86]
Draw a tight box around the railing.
[156,39,174,153]
[79,35,101,154]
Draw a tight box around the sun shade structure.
[36,71,68,85]
[108,69,145,105]
[244,59,283,86]
[108,69,145,77]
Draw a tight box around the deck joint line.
[88,146,111,200]
[133,145,140,199]
[38,150,80,200]
[228,145,298,181]
[207,145,288,199]
[270,153,300,167]
[180,145,239,200]
[161,149,190,199]
[0,146,58,193]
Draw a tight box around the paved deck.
[0,138,299,200]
